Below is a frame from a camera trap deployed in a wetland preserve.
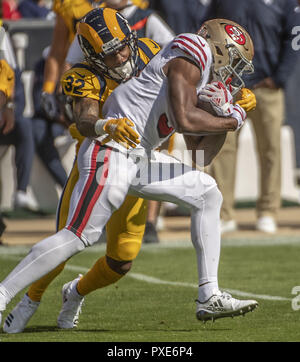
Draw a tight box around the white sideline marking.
[0,249,292,302]
[65,264,290,302]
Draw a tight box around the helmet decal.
[224,25,246,45]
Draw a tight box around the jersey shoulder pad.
[61,63,107,101]
[137,38,160,68]
[171,33,211,73]
[138,38,161,56]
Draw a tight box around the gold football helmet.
[198,19,254,95]
[77,7,139,83]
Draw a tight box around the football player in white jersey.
[0,18,258,326]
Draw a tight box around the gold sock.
[27,262,66,302]
[77,256,123,296]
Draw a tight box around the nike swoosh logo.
[149,40,159,49]
[75,71,85,78]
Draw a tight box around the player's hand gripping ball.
[198,81,234,117]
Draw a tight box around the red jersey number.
[157,113,174,138]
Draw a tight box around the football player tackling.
[0,14,258,330]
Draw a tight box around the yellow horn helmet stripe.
[103,8,126,41]
[77,22,103,53]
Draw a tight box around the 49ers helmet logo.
[225,24,246,45]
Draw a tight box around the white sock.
[190,186,222,298]
[198,282,219,302]
[70,278,83,299]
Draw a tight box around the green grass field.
[1,237,300,343]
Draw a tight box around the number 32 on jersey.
[64,75,85,95]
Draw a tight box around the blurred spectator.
[31,47,68,189]
[103,0,174,47]
[203,0,300,234]
[0,52,15,241]
[18,0,51,18]
[41,0,94,122]
[2,0,22,20]
[286,61,300,185]
[0,27,36,212]
[149,0,211,34]
[285,1,300,185]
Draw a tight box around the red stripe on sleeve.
[178,35,208,63]
[172,39,205,70]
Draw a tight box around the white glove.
[232,103,247,130]
[198,81,234,117]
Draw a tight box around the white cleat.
[196,290,258,322]
[57,275,84,329]
[3,294,40,333]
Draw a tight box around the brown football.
[196,97,218,116]
[184,97,227,166]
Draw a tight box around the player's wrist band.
[42,81,56,94]
[94,119,107,136]
[232,105,246,130]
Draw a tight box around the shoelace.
[219,291,232,300]
[195,291,233,304]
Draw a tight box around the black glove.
[41,92,58,121]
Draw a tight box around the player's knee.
[106,255,133,275]
[204,186,223,211]
[118,239,142,261]
[30,230,85,261]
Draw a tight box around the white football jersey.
[100,33,212,152]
